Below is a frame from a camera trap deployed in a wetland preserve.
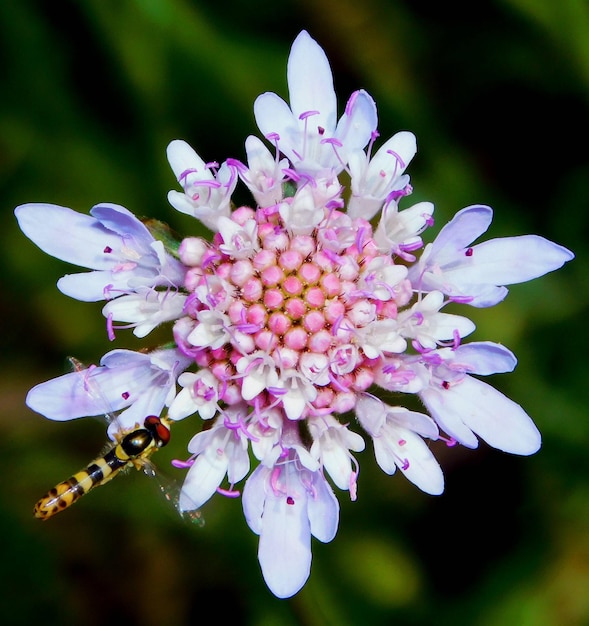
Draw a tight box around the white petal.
[15,203,122,270]
[57,270,130,302]
[335,89,378,154]
[178,449,228,511]
[420,386,480,449]
[166,139,208,181]
[257,489,312,599]
[427,312,476,342]
[307,474,339,542]
[287,30,336,131]
[422,376,541,454]
[453,341,517,375]
[242,465,268,535]
[449,235,574,286]
[389,429,444,495]
[254,92,296,141]
[429,205,493,259]
[387,407,439,439]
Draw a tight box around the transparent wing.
[67,356,121,431]
[141,458,205,527]
[68,356,204,526]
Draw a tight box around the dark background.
[1,1,587,625]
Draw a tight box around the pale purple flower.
[18,30,574,598]
[167,139,238,231]
[26,348,190,438]
[409,205,574,307]
[347,131,417,220]
[14,202,186,302]
[418,342,542,454]
[254,30,378,177]
[356,394,443,495]
[178,405,251,511]
[235,135,288,207]
[242,436,339,598]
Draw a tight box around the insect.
[34,415,175,519]
[33,359,202,525]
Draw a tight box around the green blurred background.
[1,1,587,624]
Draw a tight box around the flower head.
[17,30,574,598]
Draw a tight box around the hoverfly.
[33,358,202,525]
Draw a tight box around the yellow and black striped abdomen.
[33,416,171,520]
[33,447,129,520]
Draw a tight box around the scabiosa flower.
[17,30,574,598]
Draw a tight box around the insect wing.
[140,458,205,527]
[67,356,126,436]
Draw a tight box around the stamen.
[299,110,320,121]
[106,313,116,341]
[449,295,474,304]
[452,329,461,350]
[171,458,194,469]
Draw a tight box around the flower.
[17,30,574,598]
[14,202,186,302]
[26,348,190,438]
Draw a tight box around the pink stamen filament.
[217,487,241,498]
[171,458,194,469]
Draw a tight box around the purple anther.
[217,487,241,498]
[321,137,343,148]
[299,110,320,121]
[400,240,424,253]
[452,329,461,350]
[282,167,300,182]
[196,179,222,190]
[106,312,116,341]
[387,149,406,172]
[326,198,345,210]
[465,247,474,257]
[449,295,474,305]
[355,225,367,251]
[345,90,359,115]
[331,314,345,336]
[349,470,358,502]
[411,339,431,354]
[103,246,113,254]
[225,157,248,174]
[179,168,200,182]
[171,458,194,469]
[121,391,130,400]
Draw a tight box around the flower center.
[179,206,410,420]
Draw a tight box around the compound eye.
[144,415,171,448]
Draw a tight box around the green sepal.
[142,218,183,257]
[283,181,297,198]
